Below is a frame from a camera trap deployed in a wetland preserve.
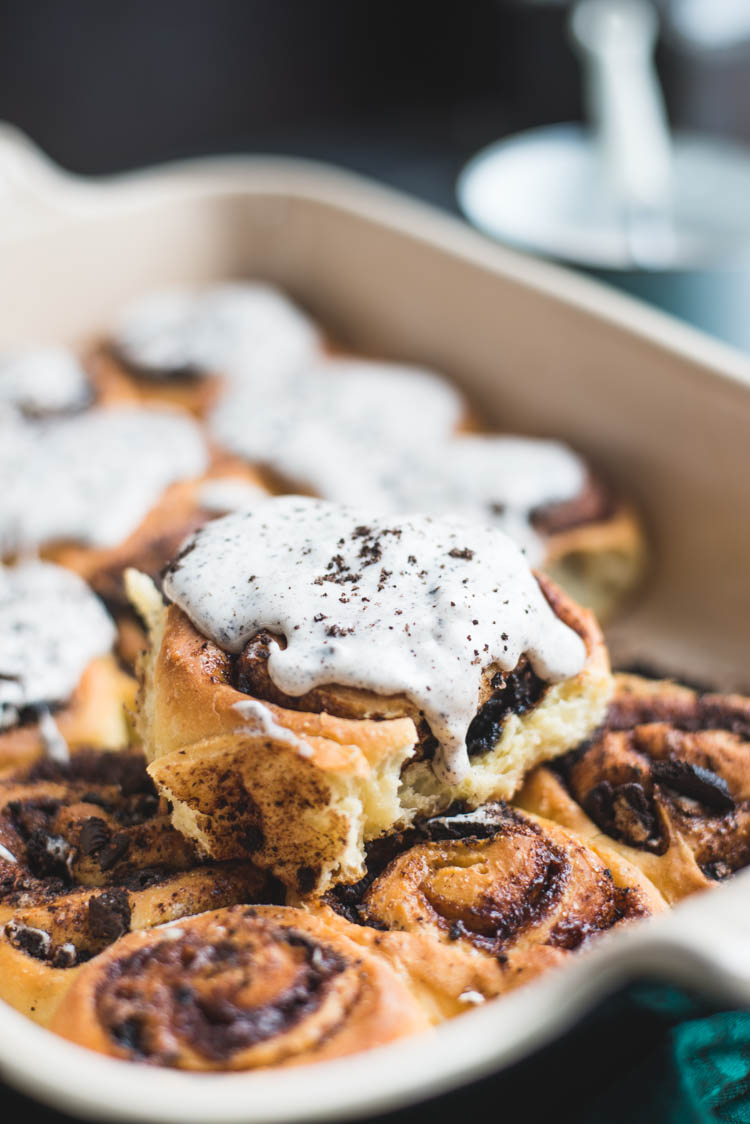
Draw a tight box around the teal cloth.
[577,987,750,1124]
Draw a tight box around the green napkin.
[578,986,750,1124]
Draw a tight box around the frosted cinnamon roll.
[0,348,94,418]
[517,673,750,903]
[320,802,665,1018]
[0,562,133,774]
[90,282,321,417]
[209,358,644,620]
[0,748,269,1023]
[0,403,267,662]
[130,496,612,893]
[50,904,430,1068]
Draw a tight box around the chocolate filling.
[556,681,750,872]
[231,634,548,767]
[96,919,347,1065]
[465,662,547,758]
[108,343,206,385]
[531,474,614,536]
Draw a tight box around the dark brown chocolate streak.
[23,749,155,796]
[326,803,535,927]
[530,474,614,535]
[606,690,750,741]
[107,343,205,385]
[466,661,547,758]
[99,926,347,1064]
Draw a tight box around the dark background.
[1,0,748,213]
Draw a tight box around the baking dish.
[1,122,749,1122]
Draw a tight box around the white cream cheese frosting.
[0,561,115,730]
[0,405,208,555]
[163,496,586,783]
[0,348,92,416]
[112,282,320,385]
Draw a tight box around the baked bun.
[0,561,133,774]
[52,456,268,666]
[0,748,269,1023]
[90,282,321,417]
[517,673,750,903]
[130,498,612,893]
[50,904,430,1068]
[317,803,664,1019]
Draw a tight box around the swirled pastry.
[0,403,268,664]
[0,562,133,774]
[517,673,750,903]
[131,497,612,893]
[0,748,269,1023]
[319,802,665,1018]
[91,282,321,417]
[50,904,430,1068]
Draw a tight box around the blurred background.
[0,0,748,208]
[3,0,750,347]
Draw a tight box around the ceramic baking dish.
[1,122,750,1123]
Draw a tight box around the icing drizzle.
[0,405,207,554]
[163,496,586,783]
[0,561,115,730]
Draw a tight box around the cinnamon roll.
[90,282,321,417]
[0,402,267,663]
[517,673,750,903]
[320,802,665,1018]
[0,562,133,774]
[0,748,269,1023]
[130,496,612,893]
[209,344,645,621]
[50,904,430,1068]
[0,348,94,418]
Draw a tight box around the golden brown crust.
[0,656,134,777]
[313,804,665,1018]
[516,673,750,903]
[131,572,612,893]
[50,904,430,1067]
[542,502,647,622]
[87,344,225,418]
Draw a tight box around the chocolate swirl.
[51,905,428,1068]
[324,803,663,1008]
[519,674,750,902]
[0,749,271,1023]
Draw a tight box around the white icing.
[393,435,589,565]
[209,357,465,505]
[0,348,92,416]
[0,561,115,730]
[458,990,486,1005]
[38,707,71,764]
[164,496,586,784]
[197,478,267,515]
[0,406,207,554]
[113,282,319,384]
[233,699,313,758]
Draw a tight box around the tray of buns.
[1,123,750,1123]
